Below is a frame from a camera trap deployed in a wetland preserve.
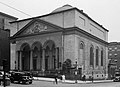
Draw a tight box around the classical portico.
[16,40,61,72]
[13,19,63,72]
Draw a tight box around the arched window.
[78,42,84,66]
[80,43,84,49]
[101,49,103,66]
[96,47,99,66]
[90,46,94,66]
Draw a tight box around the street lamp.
[75,60,78,83]
[91,65,94,82]
[91,70,93,82]
[15,61,16,70]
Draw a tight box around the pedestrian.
[54,76,58,84]
[91,76,93,82]
[62,74,65,83]
[59,75,62,83]
[82,75,86,82]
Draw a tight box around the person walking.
[82,75,86,82]
[54,76,58,84]
[54,72,58,84]
[62,75,65,83]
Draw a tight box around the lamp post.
[75,60,78,83]
[91,52,94,82]
[91,70,93,82]
[3,59,7,87]
[15,61,16,70]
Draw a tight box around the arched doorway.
[20,43,30,71]
[33,47,38,70]
[43,40,56,71]
[32,42,42,71]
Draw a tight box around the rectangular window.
[96,49,99,66]
[79,16,85,26]
[57,47,59,68]
[101,50,103,66]
[0,18,4,29]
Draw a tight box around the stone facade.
[0,12,17,71]
[63,30,108,79]
[108,42,120,79]
[10,5,108,79]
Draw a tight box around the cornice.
[63,27,108,45]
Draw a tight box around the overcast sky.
[0,0,119,42]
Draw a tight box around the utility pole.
[3,59,7,87]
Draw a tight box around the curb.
[33,77,113,84]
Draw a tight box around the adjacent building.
[0,12,18,71]
[10,5,109,79]
[108,42,120,79]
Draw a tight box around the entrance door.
[22,51,30,71]
[33,59,37,70]
[45,57,48,70]
[78,68,82,80]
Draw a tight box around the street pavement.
[0,77,113,87]
[33,77,113,84]
[0,80,119,87]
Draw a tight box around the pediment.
[23,21,48,35]
[13,19,63,38]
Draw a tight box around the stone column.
[55,47,58,69]
[19,51,22,71]
[16,51,20,70]
[16,51,18,70]
[42,49,45,71]
[30,50,33,70]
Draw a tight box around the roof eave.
[10,7,109,32]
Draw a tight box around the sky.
[0,0,119,42]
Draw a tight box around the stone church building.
[10,5,108,79]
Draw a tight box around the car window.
[0,72,2,75]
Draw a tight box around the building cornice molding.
[63,27,108,45]
[0,12,18,20]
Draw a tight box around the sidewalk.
[33,77,113,84]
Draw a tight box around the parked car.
[0,71,10,85]
[113,71,120,82]
[19,75,32,84]
[113,76,120,82]
[10,71,33,84]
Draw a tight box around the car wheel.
[29,81,32,84]
[11,80,14,83]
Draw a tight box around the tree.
[62,59,72,74]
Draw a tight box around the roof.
[11,18,63,39]
[10,5,108,32]
[109,42,120,45]
[0,12,18,20]
[51,4,74,13]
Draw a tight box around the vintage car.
[0,71,10,80]
[10,71,33,84]
[19,75,32,84]
[113,76,120,82]
[113,71,120,82]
